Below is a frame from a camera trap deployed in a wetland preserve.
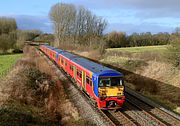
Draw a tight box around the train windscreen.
[99,77,124,87]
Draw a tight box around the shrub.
[23,67,53,90]
[126,74,159,94]
[12,49,23,53]
[167,35,180,69]
[124,59,148,71]
[0,34,16,53]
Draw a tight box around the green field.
[106,45,168,53]
[0,54,22,77]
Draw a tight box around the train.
[40,45,125,109]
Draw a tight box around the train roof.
[43,45,56,50]
[59,51,123,76]
[61,51,78,59]
[72,57,123,76]
[44,45,123,76]
[54,48,64,53]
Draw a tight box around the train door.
[58,56,61,65]
[73,66,77,80]
[64,60,66,70]
[56,53,59,63]
[82,71,86,90]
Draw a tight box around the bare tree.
[49,3,76,47]
[49,3,107,47]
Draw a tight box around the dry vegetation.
[59,43,103,60]
[103,46,180,113]
[0,46,83,126]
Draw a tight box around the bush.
[124,59,148,71]
[167,36,180,69]
[24,67,53,90]
[0,34,16,53]
[106,31,127,48]
[12,49,23,53]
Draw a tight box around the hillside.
[100,45,180,113]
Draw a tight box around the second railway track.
[126,92,180,126]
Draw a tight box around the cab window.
[111,78,123,86]
[99,78,110,87]
[99,77,123,87]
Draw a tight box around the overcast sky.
[0,0,180,34]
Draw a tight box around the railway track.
[125,100,167,126]
[126,92,180,126]
[37,47,180,126]
[108,110,138,126]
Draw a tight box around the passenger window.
[86,76,90,84]
[79,72,82,78]
[77,69,82,78]
[61,58,64,65]
[86,76,92,86]
[70,65,73,71]
[89,80,92,86]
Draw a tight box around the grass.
[106,45,168,53]
[104,45,169,62]
[0,54,22,77]
[100,55,148,71]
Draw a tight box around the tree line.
[105,31,171,48]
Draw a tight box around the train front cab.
[93,72,125,109]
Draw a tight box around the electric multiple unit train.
[40,45,125,109]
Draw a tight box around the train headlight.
[117,93,121,96]
[117,92,124,96]
[100,95,106,100]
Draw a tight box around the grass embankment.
[107,45,168,53]
[100,45,180,113]
[0,54,22,78]
[0,46,81,126]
